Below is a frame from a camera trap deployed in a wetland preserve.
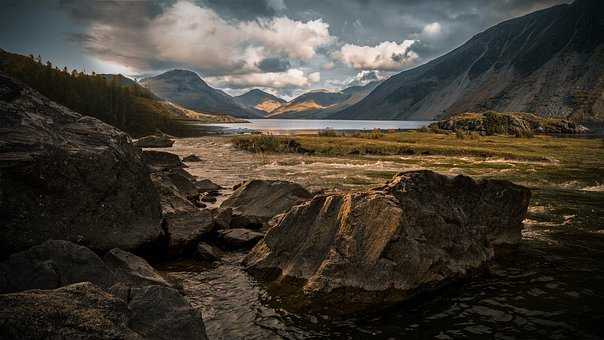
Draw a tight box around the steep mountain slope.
[140,70,264,118]
[234,89,286,114]
[269,80,381,119]
[336,0,604,122]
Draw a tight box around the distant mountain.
[140,70,264,118]
[234,89,286,114]
[269,81,381,119]
[336,0,604,122]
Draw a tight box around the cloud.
[336,40,419,71]
[73,0,334,76]
[346,70,387,87]
[422,22,442,35]
[207,69,321,89]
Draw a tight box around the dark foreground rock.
[243,170,530,313]
[103,248,172,288]
[218,228,265,249]
[0,74,162,257]
[143,150,184,171]
[430,111,589,135]
[134,133,175,148]
[0,282,208,340]
[183,154,203,162]
[221,180,313,228]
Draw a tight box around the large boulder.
[0,282,142,339]
[143,150,183,171]
[0,282,208,340]
[0,240,114,293]
[221,180,313,228]
[134,134,175,148]
[243,170,530,313]
[0,74,162,257]
[217,228,265,249]
[103,248,172,288]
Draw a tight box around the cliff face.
[336,0,604,121]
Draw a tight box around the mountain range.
[136,0,602,122]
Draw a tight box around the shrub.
[455,129,465,139]
[318,128,338,137]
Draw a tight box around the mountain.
[269,80,381,119]
[234,89,286,113]
[336,0,604,122]
[140,69,264,118]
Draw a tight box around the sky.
[0,0,569,99]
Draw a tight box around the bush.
[318,128,338,137]
[455,129,465,139]
[369,128,385,139]
[231,135,304,153]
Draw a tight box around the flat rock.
[0,240,114,293]
[134,134,175,148]
[196,179,222,192]
[103,248,172,288]
[0,74,162,256]
[218,228,265,249]
[220,180,312,228]
[143,150,183,171]
[244,170,530,313]
[195,242,221,261]
[183,154,202,162]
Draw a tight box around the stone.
[0,74,162,256]
[134,133,175,148]
[182,154,202,162]
[243,170,530,313]
[218,228,265,249]
[212,207,233,229]
[195,242,221,261]
[0,240,114,294]
[200,192,217,203]
[143,150,183,171]
[196,179,223,192]
[0,282,142,339]
[103,248,172,288]
[220,180,313,228]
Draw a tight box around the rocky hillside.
[141,69,264,118]
[335,0,604,122]
[269,80,381,119]
[234,89,286,114]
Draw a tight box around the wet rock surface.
[244,170,531,312]
[221,179,313,228]
[0,74,162,256]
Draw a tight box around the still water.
[200,119,430,132]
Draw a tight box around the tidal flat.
[156,132,604,339]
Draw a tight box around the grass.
[231,131,604,163]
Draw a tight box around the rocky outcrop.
[0,282,208,340]
[221,180,313,228]
[244,170,530,313]
[134,134,175,148]
[430,111,590,135]
[103,248,172,288]
[218,228,265,249]
[0,74,162,257]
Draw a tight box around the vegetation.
[231,130,604,163]
[1,50,187,136]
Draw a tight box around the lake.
[200,119,431,133]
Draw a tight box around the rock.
[103,248,172,288]
[0,74,162,256]
[143,150,184,171]
[218,228,265,249]
[0,240,114,293]
[200,192,217,203]
[220,180,312,228]
[183,154,202,162]
[127,285,208,340]
[212,207,233,229]
[195,242,221,261]
[134,133,175,148]
[0,282,142,339]
[196,178,222,192]
[243,170,530,313]
[0,282,208,340]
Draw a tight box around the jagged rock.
[218,228,265,249]
[221,180,313,228]
[194,242,221,261]
[143,150,184,171]
[200,192,217,203]
[212,207,232,229]
[196,179,222,192]
[0,282,142,339]
[127,285,208,340]
[0,74,162,257]
[134,134,175,148]
[183,154,202,162]
[103,248,172,288]
[244,170,530,313]
[0,282,208,340]
[0,240,114,294]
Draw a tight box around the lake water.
[201,119,430,133]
